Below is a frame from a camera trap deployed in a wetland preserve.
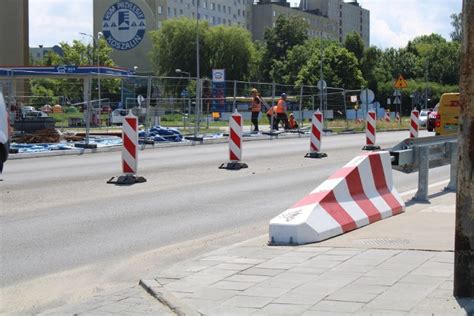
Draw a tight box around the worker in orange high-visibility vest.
[249,88,261,132]
[275,93,289,130]
[288,113,299,129]
[266,105,277,128]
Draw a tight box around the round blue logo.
[102,0,146,51]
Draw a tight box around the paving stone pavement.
[39,285,174,315]
[145,245,474,316]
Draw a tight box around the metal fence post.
[84,76,91,146]
[271,82,276,137]
[141,76,152,149]
[414,146,430,202]
[446,142,458,191]
[298,85,303,136]
[194,78,200,139]
[232,80,237,112]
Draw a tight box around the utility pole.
[454,0,474,298]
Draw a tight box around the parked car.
[427,104,439,132]
[0,89,10,174]
[418,108,433,127]
[24,110,49,118]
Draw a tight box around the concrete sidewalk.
[141,191,474,316]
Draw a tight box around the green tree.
[273,39,365,89]
[150,18,212,78]
[32,39,119,102]
[150,18,256,81]
[344,32,365,62]
[260,15,309,81]
[450,13,463,42]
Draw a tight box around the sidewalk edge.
[139,279,202,316]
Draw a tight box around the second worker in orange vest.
[288,113,299,129]
[274,93,289,130]
[250,88,261,132]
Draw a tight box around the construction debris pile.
[14,128,61,144]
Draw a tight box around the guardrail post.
[413,146,429,202]
[446,142,458,191]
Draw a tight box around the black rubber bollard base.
[218,162,248,170]
[304,152,327,159]
[362,145,381,151]
[75,143,98,149]
[107,175,147,185]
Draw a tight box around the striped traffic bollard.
[219,109,248,170]
[305,110,327,158]
[107,111,146,184]
[410,109,419,138]
[363,109,380,150]
[122,111,138,174]
[396,112,401,122]
[384,111,391,123]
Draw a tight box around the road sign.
[387,97,391,105]
[317,80,327,90]
[360,89,375,105]
[393,89,401,97]
[394,74,408,89]
[350,95,358,103]
[394,96,401,104]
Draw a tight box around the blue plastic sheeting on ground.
[139,125,184,142]
[11,143,76,153]
[87,136,122,147]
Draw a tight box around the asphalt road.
[0,130,450,312]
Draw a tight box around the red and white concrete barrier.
[122,111,138,174]
[305,110,327,158]
[269,151,404,244]
[410,109,419,138]
[363,110,380,150]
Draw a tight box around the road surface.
[0,131,450,313]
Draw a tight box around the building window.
[158,21,162,28]
[212,16,216,24]
[237,9,240,16]
[167,7,171,16]
[174,8,177,15]
[180,9,183,15]
[242,10,245,17]
[273,10,276,17]
[157,5,162,14]
[211,2,215,10]
[228,7,231,14]
[218,4,221,12]
[203,2,206,8]
[218,17,221,24]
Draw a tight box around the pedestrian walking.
[250,88,261,132]
[275,93,289,130]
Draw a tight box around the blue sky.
[29,0,462,49]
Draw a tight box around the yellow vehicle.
[435,93,460,136]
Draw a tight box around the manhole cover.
[353,238,410,247]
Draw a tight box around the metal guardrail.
[390,135,458,202]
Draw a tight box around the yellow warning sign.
[394,74,408,89]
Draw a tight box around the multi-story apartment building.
[92,0,369,71]
[251,0,338,42]
[299,0,370,46]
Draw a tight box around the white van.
[0,88,10,174]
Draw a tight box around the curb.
[9,128,413,160]
[139,279,202,316]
